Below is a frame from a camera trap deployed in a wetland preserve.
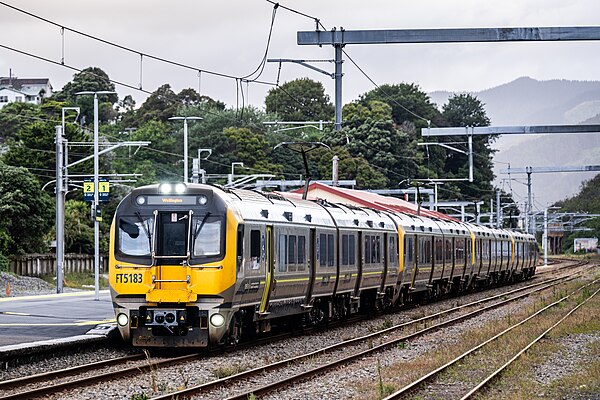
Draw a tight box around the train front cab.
[109,184,240,347]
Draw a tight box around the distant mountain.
[429,77,600,207]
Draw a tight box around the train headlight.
[198,194,208,205]
[117,313,129,327]
[210,313,225,328]
[159,183,172,194]
[175,183,186,194]
[136,196,146,205]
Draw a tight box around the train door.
[305,228,317,307]
[354,231,364,299]
[154,210,191,290]
[380,232,389,296]
[258,226,274,315]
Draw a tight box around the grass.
[351,270,600,399]
[213,363,249,379]
[40,272,109,289]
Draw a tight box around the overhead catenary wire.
[0,1,277,87]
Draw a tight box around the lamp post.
[75,91,116,301]
[169,117,203,182]
[229,162,244,185]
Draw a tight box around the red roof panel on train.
[283,182,458,222]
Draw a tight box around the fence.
[10,254,108,277]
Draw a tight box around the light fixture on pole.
[75,90,116,301]
[230,162,244,185]
[169,116,203,183]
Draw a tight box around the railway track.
[382,277,600,400]
[0,259,589,399]
[150,267,589,399]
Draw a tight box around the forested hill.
[555,174,600,214]
[430,77,600,126]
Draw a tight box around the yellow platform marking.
[0,290,110,302]
[0,319,115,327]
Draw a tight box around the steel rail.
[0,353,145,391]
[0,353,201,400]
[4,260,587,399]
[383,278,600,400]
[152,269,584,400]
[461,284,600,399]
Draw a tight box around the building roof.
[0,77,51,91]
[284,181,458,222]
[0,87,28,96]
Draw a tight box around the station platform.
[0,290,117,357]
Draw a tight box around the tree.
[131,85,225,126]
[326,100,423,187]
[360,83,443,128]
[64,200,94,254]
[441,93,496,202]
[265,78,334,122]
[0,162,54,254]
[53,67,118,124]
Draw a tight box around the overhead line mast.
[297,26,600,131]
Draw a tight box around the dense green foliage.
[0,67,513,257]
[0,162,54,254]
[554,174,600,252]
[265,78,334,121]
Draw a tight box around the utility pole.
[496,190,501,228]
[543,208,548,266]
[169,116,203,182]
[332,155,339,186]
[334,40,343,131]
[75,91,115,300]
[55,125,65,294]
[526,166,533,234]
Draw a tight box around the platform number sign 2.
[83,178,110,202]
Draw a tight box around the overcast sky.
[2,0,599,109]
[1,0,599,210]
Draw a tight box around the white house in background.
[0,77,53,109]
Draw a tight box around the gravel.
[534,332,600,386]
[3,261,595,400]
[0,272,56,297]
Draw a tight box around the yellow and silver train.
[109,183,538,347]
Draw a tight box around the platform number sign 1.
[83,178,110,202]
[98,178,110,202]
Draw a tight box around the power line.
[0,1,277,87]
[342,50,432,125]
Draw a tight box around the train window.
[349,235,356,265]
[364,236,371,265]
[278,234,287,272]
[249,229,261,270]
[236,227,243,275]
[389,235,397,265]
[455,239,465,264]
[118,216,153,256]
[297,236,306,270]
[288,236,297,265]
[287,235,297,272]
[445,239,452,262]
[372,236,380,263]
[419,236,432,266]
[328,234,335,267]
[160,213,188,257]
[342,234,349,266]
[192,217,222,257]
[435,238,443,263]
[319,234,327,267]
[405,236,414,264]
